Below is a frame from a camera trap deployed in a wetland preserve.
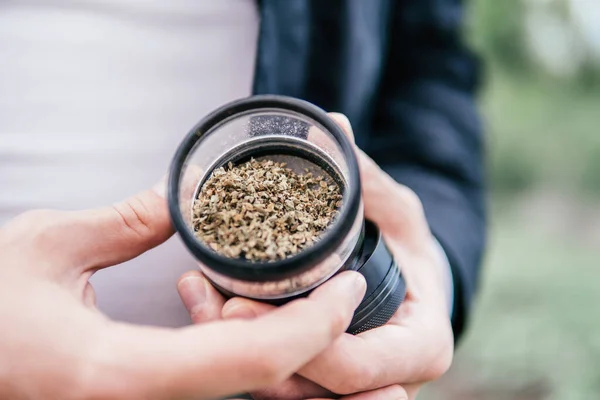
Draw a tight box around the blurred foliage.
[468,0,531,74]
[483,70,600,196]
[423,205,600,400]
[465,0,600,197]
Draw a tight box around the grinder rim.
[167,95,361,282]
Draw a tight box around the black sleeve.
[365,0,487,342]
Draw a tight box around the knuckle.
[10,209,62,231]
[111,196,153,240]
[11,209,70,246]
[188,305,209,324]
[422,327,454,381]
[13,209,56,224]
[395,185,424,214]
[424,351,453,381]
[328,306,351,338]
[326,362,375,395]
[0,209,87,269]
[346,364,376,394]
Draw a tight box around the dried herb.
[192,158,342,262]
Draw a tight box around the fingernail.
[178,276,206,311]
[152,175,168,198]
[349,272,367,307]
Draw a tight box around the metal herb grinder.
[168,95,406,334]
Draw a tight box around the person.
[0,0,485,399]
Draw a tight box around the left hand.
[177,113,454,399]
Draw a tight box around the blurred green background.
[422,0,600,399]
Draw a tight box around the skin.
[0,179,388,399]
[178,113,454,399]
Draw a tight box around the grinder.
[168,95,406,334]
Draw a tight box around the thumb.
[67,178,174,270]
[328,112,355,143]
[355,148,430,244]
[328,112,429,242]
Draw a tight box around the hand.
[0,182,368,400]
[178,113,454,399]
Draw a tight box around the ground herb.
[192,158,342,262]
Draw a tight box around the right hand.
[0,183,367,400]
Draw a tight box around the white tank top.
[0,0,260,327]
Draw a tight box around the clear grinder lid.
[167,95,361,282]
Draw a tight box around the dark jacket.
[253,0,486,341]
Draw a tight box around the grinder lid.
[167,95,361,282]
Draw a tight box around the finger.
[297,322,453,393]
[78,181,174,269]
[405,384,420,400]
[177,270,226,323]
[251,375,333,400]
[222,297,276,319]
[42,178,173,271]
[328,112,355,143]
[335,384,408,400]
[354,148,430,244]
[3,177,182,273]
[220,253,341,320]
[10,180,173,270]
[101,271,367,399]
[327,112,430,244]
[305,112,353,162]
